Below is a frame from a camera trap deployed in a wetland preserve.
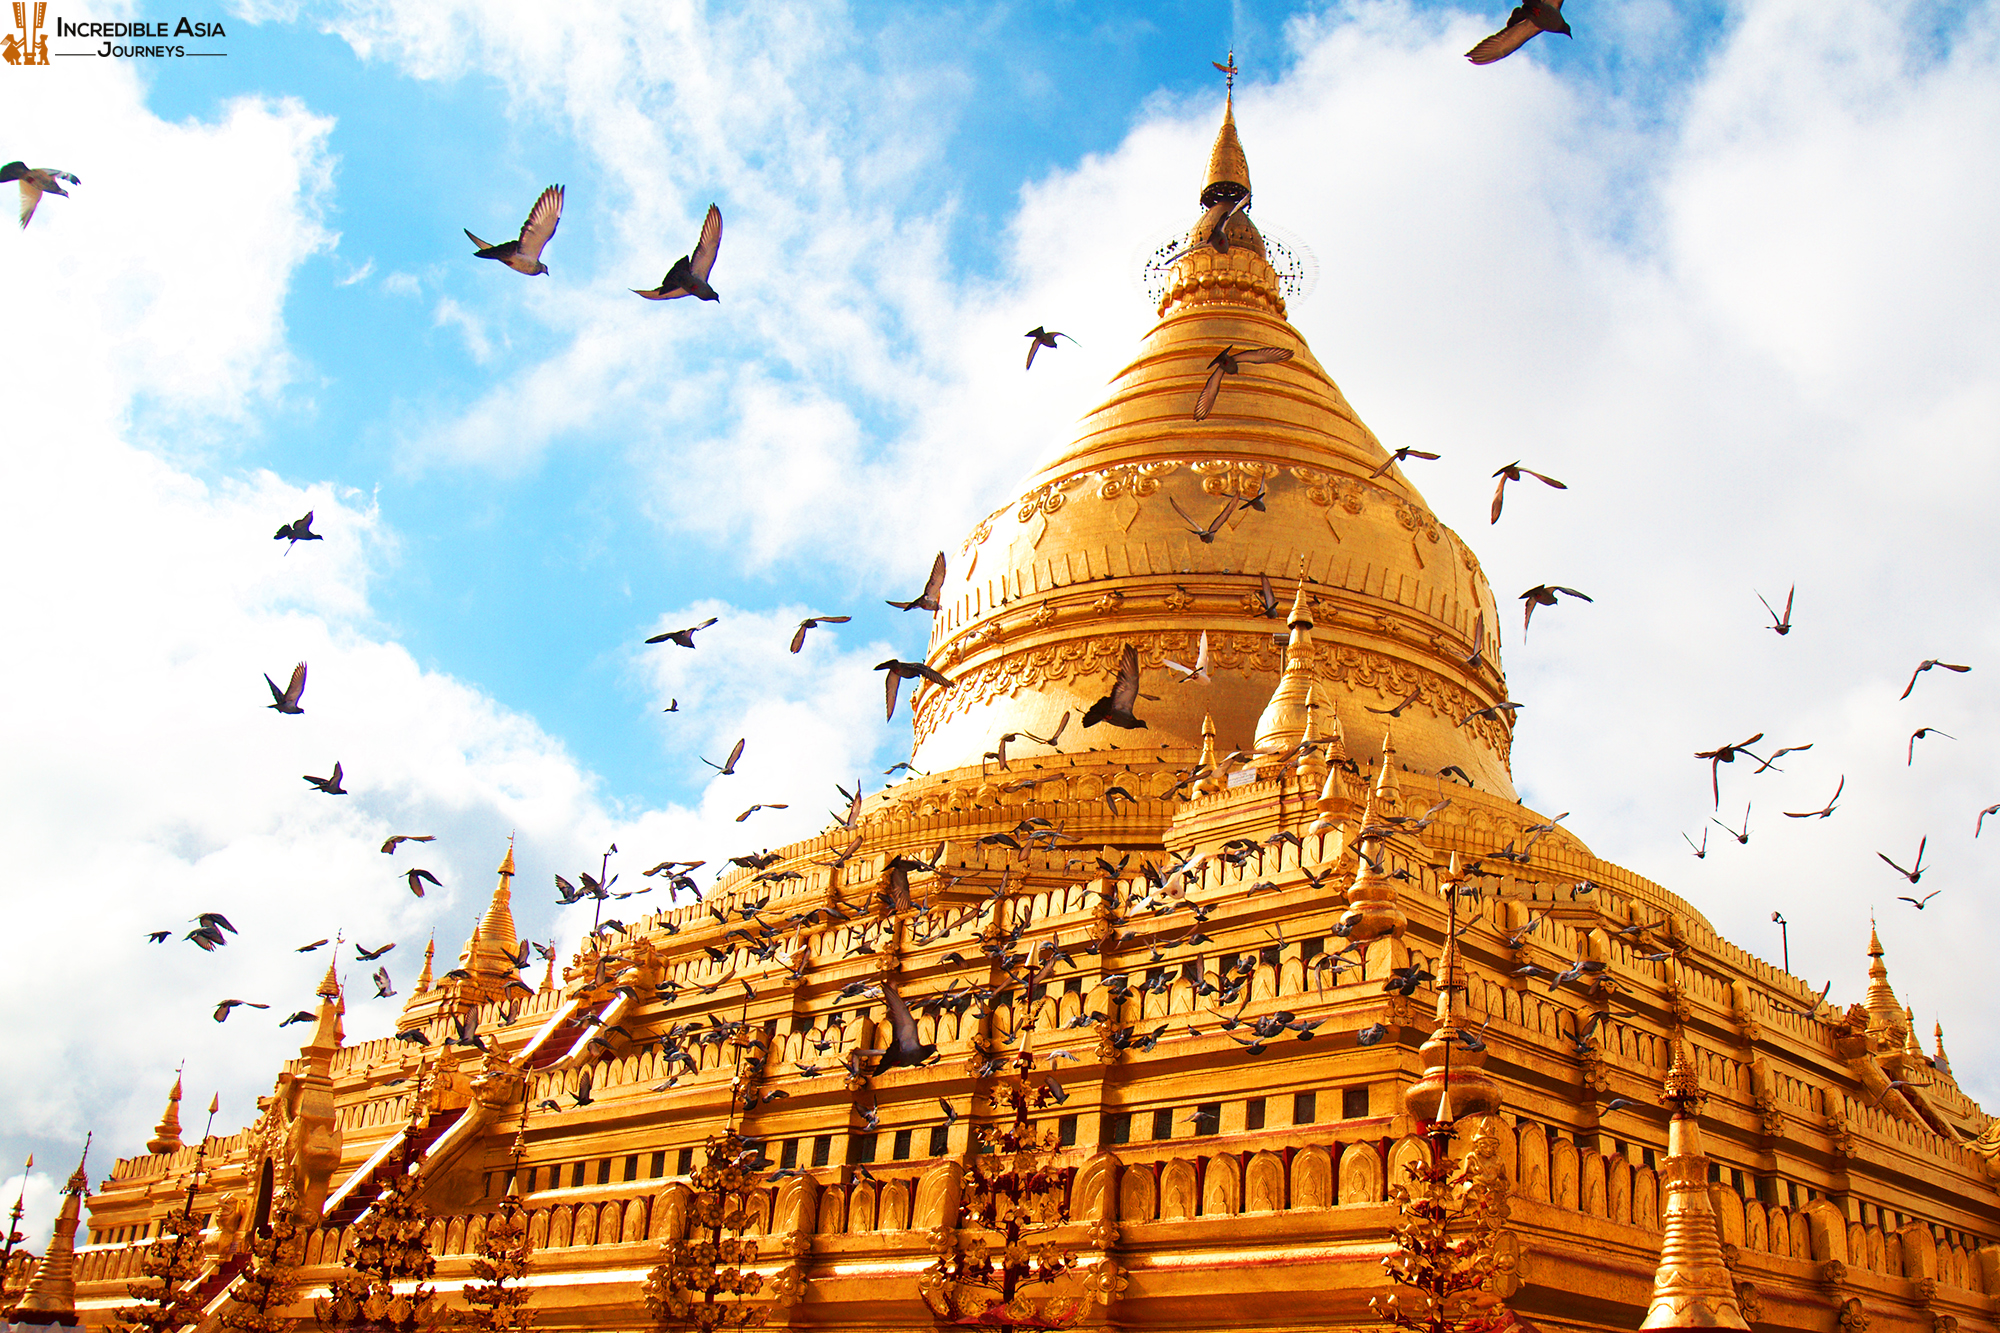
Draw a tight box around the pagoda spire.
[461,839,522,980]
[1864,920,1906,1053]
[10,1136,90,1327]
[1639,1036,1748,1330]
[1338,788,1406,943]
[415,934,436,994]
[1252,578,1317,759]
[1193,713,1224,798]
[1934,1021,1953,1077]
[303,955,345,1065]
[145,1075,183,1156]
[1404,857,1500,1122]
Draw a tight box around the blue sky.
[4,0,2000,1232]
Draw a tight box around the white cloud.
[380,270,423,296]
[432,294,495,362]
[335,257,376,286]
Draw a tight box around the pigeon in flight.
[380,834,435,855]
[1023,326,1074,370]
[213,999,269,1023]
[355,941,396,961]
[790,615,851,653]
[1757,586,1794,636]
[1163,630,1210,684]
[1490,461,1567,523]
[888,552,947,612]
[701,738,747,775]
[1465,1,1571,65]
[1368,446,1441,480]
[372,967,396,999]
[646,616,718,648]
[274,511,322,550]
[1,162,79,229]
[302,762,346,795]
[1899,659,1970,700]
[465,184,564,276]
[877,659,953,721]
[264,662,308,714]
[1519,584,1591,635]
[634,203,723,301]
[1082,644,1148,730]
[404,868,441,898]
[1193,346,1293,423]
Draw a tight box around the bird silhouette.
[1490,461,1567,523]
[1897,890,1941,910]
[355,941,395,961]
[1757,586,1794,635]
[645,616,718,648]
[1162,631,1209,684]
[302,762,346,795]
[1,162,79,229]
[1978,802,2000,838]
[876,660,953,721]
[404,868,441,898]
[1168,495,1238,543]
[466,185,564,276]
[1082,644,1148,730]
[1519,584,1591,635]
[1693,733,1766,807]
[380,834,435,855]
[1023,326,1074,370]
[700,738,747,775]
[1877,837,1927,884]
[789,615,851,653]
[887,552,947,612]
[1900,659,1971,700]
[1193,346,1293,422]
[274,511,321,550]
[1908,727,1955,765]
[1368,445,1441,479]
[1465,1,1571,65]
[634,203,723,301]
[213,999,268,1023]
[264,662,308,714]
[1783,776,1843,819]
[372,967,395,998]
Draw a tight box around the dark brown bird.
[1463,611,1487,669]
[296,939,329,952]
[1712,803,1751,846]
[645,616,718,648]
[1168,495,1238,543]
[145,930,171,943]
[1693,734,1766,808]
[789,615,851,653]
[877,659,953,721]
[1784,776,1844,819]
[213,999,269,1023]
[355,941,395,960]
[634,203,722,301]
[404,867,441,898]
[279,1011,314,1027]
[1877,837,1927,884]
[1193,346,1293,422]
[887,552,947,612]
[1489,461,1567,523]
[465,184,564,276]
[1365,688,1423,717]
[274,511,321,550]
[1082,643,1147,729]
[1977,802,2000,837]
[991,712,1070,770]
[1466,0,1571,65]
[1024,326,1074,369]
[264,661,307,714]
[302,762,346,795]
[1757,586,1794,635]
[1252,572,1282,619]
[1368,446,1441,479]
[1908,727,1955,765]
[735,803,789,822]
[1897,890,1941,910]
[1518,584,1591,635]
[1900,659,1971,700]
[380,834,435,855]
[1457,701,1524,727]
[700,738,747,775]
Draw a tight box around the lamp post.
[1771,912,1789,974]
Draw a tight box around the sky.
[2,0,1997,1240]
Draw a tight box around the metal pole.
[1771,912,1789,974]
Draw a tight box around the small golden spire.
[539,947,557,996]
[316,957,341,1001]
[1193,713,1224,798]
[1296,687,1329,789]
[1404,859,1500,1122]
[498,833,516,879]
[146,1076,183,1155]
[1934,1020,1952,1076]
[414,935,436,994]
[1641,1032,1748,1330]
[1202,92,1252,207]
[1864,919,1904,1051]
[1372,724,1403,814]
[11,1136,91,1326]
[1338,790,1406,943]
[1252,580,1318,758]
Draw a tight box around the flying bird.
[1457,701,1524,727]
[296,939,329,952]
[302,762,346,795]
[1897,890,1941,910]
[887,552,948,612]
[1900,659,1971,700]
[1908,727,1955,765]
[1757,586,1794,635]
[877,660,952,721]
[663,699,679,712]
[1465,0,1571,65]
[1518,584,1591,634]
[1162,630,1209,684]
[1693,733,1766,807]
[404,868,441,898]
[1683,829,1708,859]
[1,162,80,229]
[372,967,395,998]
[381,834,435,855]
[1978,802,2000,838]
[264,662,308,714]
[1365,688,1423,718]
[465,184,564,276]
[1168,495,1238,543]
[213,999,269,1023]
[858,981,938,1076]
[274,511,322,550]
[700,738,747,775]
[1082,644,1147,730]
[1193,346,1293,422]
[145,930,171,943]
[1877,837,1927,884]
[646,616,718,648]
[1023,326,1074,370]
[990,713,1070,770]
[1368,446,1441,479]
[1711,803,1751,846]
[1489,461,1567,523]
[1783,776,1844,819]
[789,615,851,653]
[634,202,723,300]
[279,1011,315,1027]
[355,942,395,960]
[735,803,789,822]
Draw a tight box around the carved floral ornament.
[1000,458,1450,538]
[911,632,1514,760]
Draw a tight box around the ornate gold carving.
[1734,1282,1762,1324]
[1825,1111,1857,1160]
[1093,461,1179,500]
[1190,458,1281,500]
[1162,585,1196,612]
[1015,475,1087,522]
[1090,590,1125,616]
[1820,1260,1849,1289]
[1838,1296,1869,1333]
[1289,466,1364,514]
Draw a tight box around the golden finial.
[316,955,341,1001]
[1202,79,1252,207]
[146,1074,184,1155]
[1193,712,1224,797]
[1662,1032,1701,1114]
[1212,49,1237,94]
[498,833,516,879]
[1641,1033,1748,1330]
[63,1134,90,1195]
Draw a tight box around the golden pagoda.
[61,91,1998,1333]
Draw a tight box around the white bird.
[465,184,564,276]
[1163,630,1210,684]
[1,162,80,229]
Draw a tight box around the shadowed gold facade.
[50,103,2000,1333]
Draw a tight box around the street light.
[1771,912,1789,974]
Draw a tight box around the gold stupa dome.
[907,100,1517,798]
